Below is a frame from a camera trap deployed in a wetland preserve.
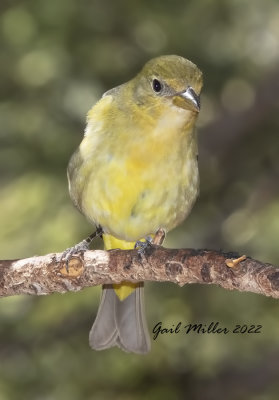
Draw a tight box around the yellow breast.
[68,94,199,242]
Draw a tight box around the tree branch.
[1,247,279,299]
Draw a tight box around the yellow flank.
[103,233,139,301]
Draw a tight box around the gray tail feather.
[89,283,151,354]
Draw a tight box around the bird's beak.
[178,86,200,112]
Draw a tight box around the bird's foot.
[135,236,153,255]
[60,239,91,267]
[58,227,103,270]
[135,228,166,255]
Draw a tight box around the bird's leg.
[58,226,103,268]
[135,228,166,254]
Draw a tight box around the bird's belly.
[81,150,199,241]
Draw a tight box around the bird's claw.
[57,228,103,271]
[135,236,153,255]
[134,229,166,256]
[58,239,90,271]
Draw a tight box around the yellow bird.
[67,55,203,353]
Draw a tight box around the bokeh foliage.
[0,0,279,399]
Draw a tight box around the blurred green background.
[1,0,279,399]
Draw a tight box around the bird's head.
[132,55,203,114]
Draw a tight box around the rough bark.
[0,247,278,299]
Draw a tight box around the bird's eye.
[152,79,162,93]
